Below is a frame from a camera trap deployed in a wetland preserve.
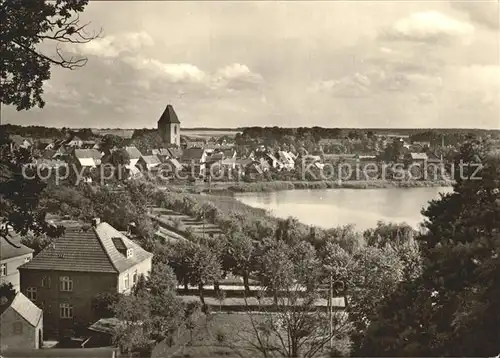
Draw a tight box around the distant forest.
[1,123,499,142]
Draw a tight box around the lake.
[234,186,454,231]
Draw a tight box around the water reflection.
[235,187,453,231]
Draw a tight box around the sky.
[2,0,499,129]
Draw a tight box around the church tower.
[157,104,181,146]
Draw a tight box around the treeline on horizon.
[2,123,499,141]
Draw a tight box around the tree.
[243,238,351,358]
[186,242,221,304]
[0,282,16,306]
[107,148,130,181]
[226,230,258,293]
[348,245,405,345]
[356,140,500,356]
[112,265,185,354]
[0,134,65,237]
[100,134,124,152]
[92,291,122,319]
[112,292,152,356]
[143,265,184,342]
[1,0,100,110]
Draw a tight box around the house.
[52,146,69,160]
[41,150,56,160]
[266,153,284,171]
[427,152,443,165]
[124,146,142,168]
[181,147,211,177]
[35,138,54,151]
[412,141,431,148]
[151,148,171,162]
[0,292,43,349]
[183,141,206,149]
[66,136,83,148]
[81,140,96,149]
[1,230,34,291]
[406,152,428,166]
[166,147,182,159]
[278,151,295,170]
[18,218,153,338]
[166,158,183,173]
[137,155,161,171]
[73,149,103,169]
[9,135,33,151]
[221,157,237,170]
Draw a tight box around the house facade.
[0,292,43,349]
[1,232,34,291]
[18,219,153,338]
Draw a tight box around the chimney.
[91,218,101,227]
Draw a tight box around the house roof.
[182,147,205,162]
[206,152,224,163]
[19,222,152,274]
[3,292,42,327]
[10,136,33,148]
[42,149,56,159]
[152,148,171,157]
[88,317,122,335]
[140,155,161,166]
[74,149,102,160]
[158,104,180,124]
[167,158,183,170]
[166,147,182,159]
[124,146,142,160]
[410,152,428,160]
[0,233,33,260]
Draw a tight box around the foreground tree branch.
[0,0,101,110]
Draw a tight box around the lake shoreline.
[200,179,454,195]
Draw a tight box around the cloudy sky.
[3,1,499,129]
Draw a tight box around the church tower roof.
[158,104,180,124]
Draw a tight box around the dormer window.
[127,248,133,258]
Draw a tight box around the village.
[4,104,457,189]
[3,104,499,358]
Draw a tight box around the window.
[60,303,73,319]
[124,274,129,289]
[132,271,138,285]
[12,322,23,335]
[26,287,37,301]
[60,276,73,292]
[126,248,133,258]
[0,263,6,276]
[41,276,51,288]
[174,125,177,135]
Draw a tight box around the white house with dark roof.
[137,155,161,171]
[0,292,43,349]
[18,218,153,338]
[124,146,142,167]
[1,231,34,291]
[73,149,103,168]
